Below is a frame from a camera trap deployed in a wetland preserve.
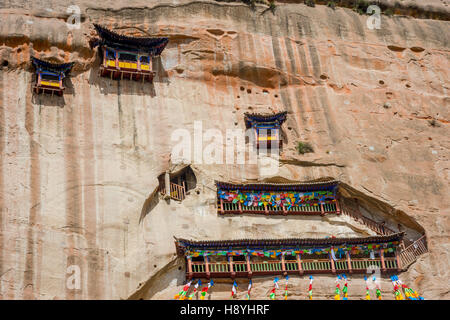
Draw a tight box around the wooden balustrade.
[399,235,427,269]
[159,182,186,201]
[340,203,395,236]
[188,256,400,278]
[219,202,338,215]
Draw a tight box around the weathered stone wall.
[0,0,448,299]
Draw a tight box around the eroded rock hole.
[157,165,197,201]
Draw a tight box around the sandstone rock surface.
[0,0,449,299]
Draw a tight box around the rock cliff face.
[0,0,449,299]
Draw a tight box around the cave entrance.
[158,166,197,201]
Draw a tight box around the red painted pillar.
[246,255,252,278]
[330,252,336,274]
[346,251,352,273]
[204,254,210,279]
[229,255,235,279]
[395,248,402,272]
[187,257,193,280]
[281,253,287,276]
[379,249,386,272]
[335,199,341,215]
[220,199,224,214]
[297,254,303,276]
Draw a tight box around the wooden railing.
[400,235,427,268]
[340,202,395,236]
[188,256,400,279]
[160,182,186,201]
[340,201,428,269]
[219,201,339,216]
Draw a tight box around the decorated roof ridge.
[93,24,169,54]
[244,111,287,127]
[31,57,74,73]
[174,233,404,249]
[215,178,339,190]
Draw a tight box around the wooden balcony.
[399,235,427,268]
[160,182,186,201]
[99,58,154,83]
[34,83,64,96]
[218,200,339,216]
[188,257,399,279]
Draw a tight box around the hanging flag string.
[174,280,192,300]
[284,276,289,300]
[188,280,201,300]
[394,275,424,300]
[334,275,341,300]
[269,277,279,300]
[308,276,314,300]
[230,281,238,299]
[246,279,252,300]
[200,280,214,300]
[391,275,404,300]
[364,276,371,300]
[373,275,382,300]
[342,274,348,300]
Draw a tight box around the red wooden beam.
[297,254,303,276]
[330,253,336,274]
[187,257,193,280]
[204,255,210,279]
[379,249,386,272]
[229,255,235,279]
[246,255,252,278]
[346,251,352,274]
[281,253,287,276]
[395,248,402,272]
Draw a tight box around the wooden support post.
[238,201,242,214]
[282,205,287,216]
[187,257,193,280]
[264,204,269,215]
[281,253,287,276]
[335,199,341,215]
[346,251,353,273]
[165,171,170,201]
[379,249,386,272]
[115,52,119,69]
[229,255,235,279]
[395,248,402,272]
[220,199,224,214]
[320,203,325,216]
[330,253,336,274]
[297,254,303,275]
[246,255,252,278]
[204,254,210,279]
